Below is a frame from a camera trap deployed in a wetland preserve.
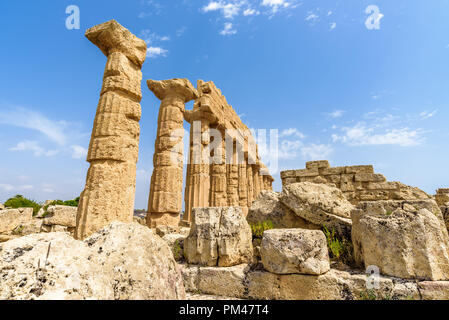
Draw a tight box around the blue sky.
[0,0,448,209]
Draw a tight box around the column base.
[146,212,181,228]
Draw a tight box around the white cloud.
[280,128,306,139]
[140,30,170,58]
[330,22,336,30]
[262,0,292,14]
[10,141,59,157]
[301,144,333,160]
[332,123,424,147]
[305,13,319,22]
[328,110,344,118]
[0,107,68,145]
[203,1,241,19]
[243,8,260,16]
[147,46,169,58]
[327,11,332,16]
[220,22,237,35]
[419,110,437,119]
[70,145,87,159]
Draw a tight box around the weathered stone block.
[260,229,330,275]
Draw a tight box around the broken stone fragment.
[260,228,330,275]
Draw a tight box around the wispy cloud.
[147,47,169,58]
[220,22,237,35]
[203,1,242,19]
[70,145,87,159]
[419,110,437,119]
[328,110,344,118]
[10,141,59,157]
[0,107,69,145]
[280,128,305,139]
[301,144,333,160]
[140,29,170,58]
[332,123,425,147]
[330,22,336,30]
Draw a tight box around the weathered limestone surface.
[418,281,449,300]
[184,207,253,267]
[442,205,449,231]
[181,264,421,300]
[352,200,449,281]
[281,161,430,204]
[146,79,198,228]
[41,205,77,236]
[280,182,353,239]
[260,229,330,275]
[0,208,34,242]
[162,233,186,261]
[247,190,319,229]
[76,20,147,240]
[436,188,449,207]
[0,203,4,210]
[0,222,185,300]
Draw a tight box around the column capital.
[147,79,199,102]
[85,20,147,67]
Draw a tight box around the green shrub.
[322,225,354,266]
[250,220,274,239]
[4,195,41,216]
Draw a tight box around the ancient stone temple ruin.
[75,20,147,239]
[281,160,430,204]
[147,79,274,227]
[75,21,273,236]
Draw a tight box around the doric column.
[253,164,261,199]
[75,20,147,240]
[146,79,198,227]
[209,134,228,207]
[246,159,254,207]
[183,118,210,223]
[226,140,240,207]
[238,163,248,216]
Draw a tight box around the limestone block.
[436,189,449,207]
[280,170,295,179]
[367,181,399,190]
[306,160,330,170]
[352,203,449,280]
[217,207,253,267]
[419,281,449,300]
[0,203,4,210]
[294,168,319,178]
[197,264,248,298]
[184,207,253,267]
[319,166,345,176]
[354,173,386,182]
[260,229,330,275]
[247,190,319,229]
[42,205,77,228]
[0,222,185,300]
[0,208,33,235]
[280,182,353,239]
[345,165,374,174]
